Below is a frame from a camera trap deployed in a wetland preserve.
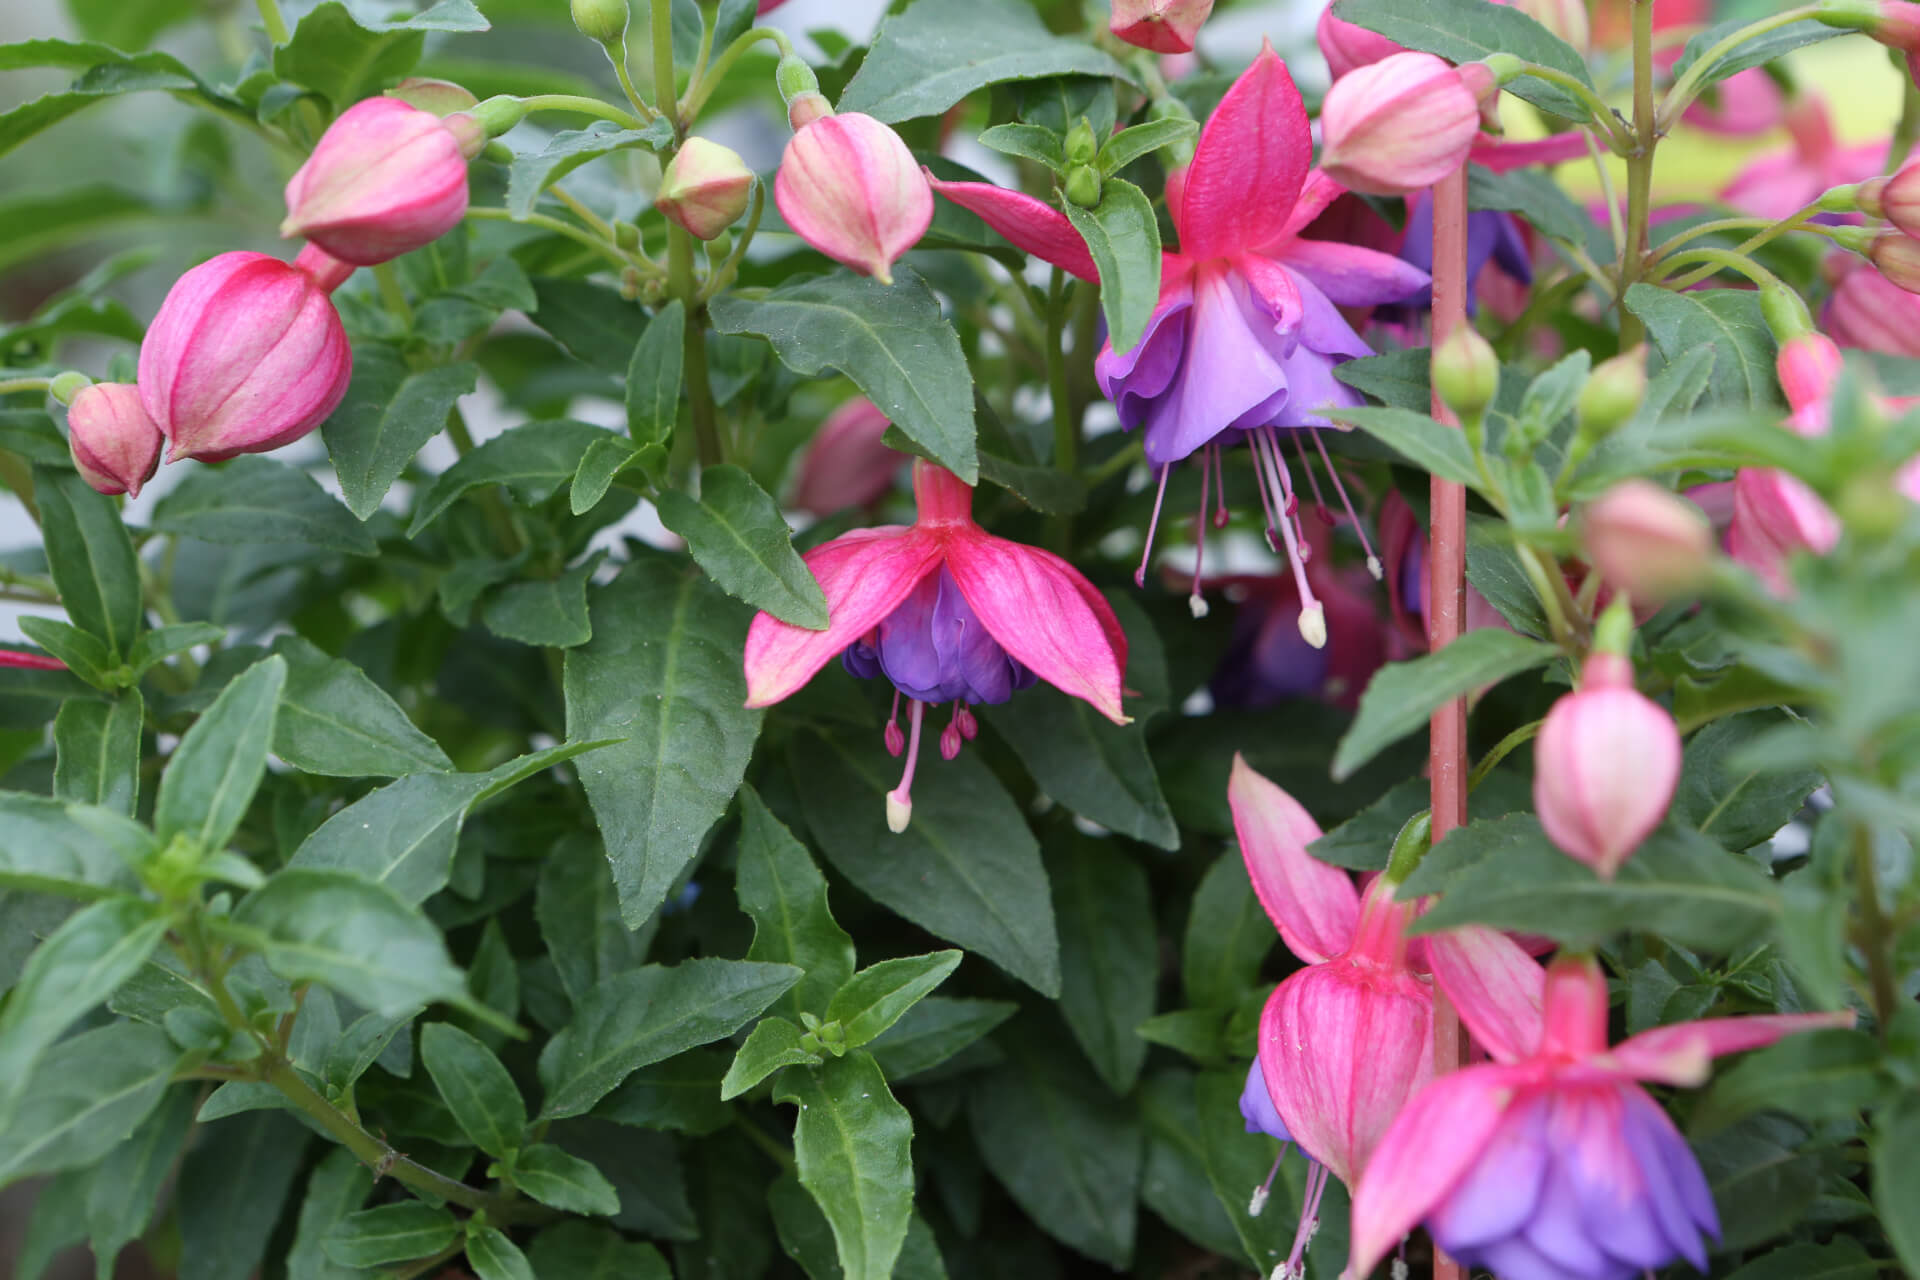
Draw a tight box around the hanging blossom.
[1349,954,1851,1280]
[927,47,1431,644]
[742,461,1127,831]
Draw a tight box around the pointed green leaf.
[867,997,1016,1082]
[155,654,286,851]
[777,1052,915,1280]
[35,464,141,660]
[722,1018,824,1100]
[0,1021,181,1187]
[1063,179,1161,355]
[736,786,855,1018]
[467,1225,535,1280]
[286,1148,376,1280]
[657,465,828,628]
[152,457,377,555]
[513,1143,622,1216]
[627,297,684,447]
[273,0,488,106]
[1047,839,1154,1094]
[482,555,597,648]
[420,1022,527,1158]
[322,1203,461,1268]
[53,692,142,814]
[1333,631,1558,780]
[982,685,1176,848]
[322,349,478,520]
[529,1222,670,1280]
[508,122,672,219]
[826,951,961,1050]
[408,419,608,536]
[272,635,452,777]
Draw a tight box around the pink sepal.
[1469,131,1592,173]
[1275,170,1346,241]
[1178,44,1310,261]
[924,174,1099,281]
[1425,925,1546,1064]
[1226,756,1357,963]
[1273,238,1430,307]
[1603,1011,1856,1086]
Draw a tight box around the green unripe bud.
[1064,164,1103,208]
[48,371,92,405]
[1432,324,1499,421]
[467,95,530,140]
[1575,346,1647,440]
[570,0,629,43]
[776,53,820,103]
[1065,118,1099,167]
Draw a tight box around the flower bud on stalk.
[281,97,482,266]
[1575,346,1647,439]
[1317,52,1486,196]
[658,138,754,240]
[775,112,933,285]
[67,383,163,498]
[1109,0,1215,54]
[1869,228,1920,292]
[1858,158,1920,239]
[1580,480,1713,605]
[570,0,629,42]
[1432,324,1498,423]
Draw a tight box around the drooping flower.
[1580,480,1714,606]
[1825,253,1920,357]
[929,47,1428,640]
[658,137,754,241]
[1720,94,1883,222]
[66,382,163,498]
[775,111,933,285]
[1318,52,1486,197]
[1349,954,1853,1280]
[744,461,1127,831]
[790,398,901,516]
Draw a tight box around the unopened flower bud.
[1317,3,1405,79]
[67,383,163,498]
[1065,119,1099,167]
[787,92,831,131]
[1064,164,1103,208]
[658,138,753,240]
[138,251,352,463]
[1860,158,1920,240]
[1533,651,1680,878]
[1433,324,1499,421]
[1816,0,1920,53]
[792,398,899,516]
[1776,332,1844,413]
[1869,228,1920,292]
[775,113,933,285]
[570,0,629,43]
[281,97,474,266]
[1110,0,1215,54]
[1318,52,1482,196]
[385,77,479,116]
[1581,481,1713,605]
[776,53,820,103]
[1576,346,1647,439]
[48,371,92,406]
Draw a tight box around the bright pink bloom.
[1350,955,1852,1280]
[1109,0,1214,54]
[1533,652,1681,878]
[791,398,900,516]
[1825,255,1920,357]
[775,113,932,285]
[1318,53,1484,197]
[658,137,754,241]
[928,47,1426,638]
[744,461,1126,830]
[66,383,162,498]
[1720,95,1883,221]
[139,251,352,464]
[282,97,478,266]
[1316,2,1403,78]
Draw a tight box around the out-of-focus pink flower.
[790,398,901,516]
[1510,0,1589,50]
[658,137,754,241]
[1533,652,1682,878]
[1580,480,1714,606]
[1378,490,1508,651]
[1825,255,1920,357]
[138,251,352,464]
[1725,334,1855,592]
[281,97,478,266]
[1109,0,1215,54]
[775,112,932,285]
[1350,955,1852,1280]
[66,382,163,498]
[1318,53,1486,197]
[1684,67,1786,136]
[1207,525,1388,711]
[1720,95,1884,221]
[1316,1,1403,79]
[1859,156,1920,241]
[0,648,66,672]
[757,0,789,11]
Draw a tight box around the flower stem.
[650,0,683,142]
[1647,245,1789,292]
[465,207,650,275]
[254,0,290,45]
[681,28,793,126]
[371,263,413,328]
[1517,62,1632,150]
[1617,0,1659,349]
[697,181,765,304]
[1850,823,1900,1032]
[519,94,646,129]
[1468,717,1546,791]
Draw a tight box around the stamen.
[885,700,925,833]
[884,690,905,757]
[955,705,978,741]
[1210,442,1230,530]
[1190,447,1210,619]
[1136,463,1173,589]
[1312,428,1384,579]
[940,704,964,760]
[1248,1144,1290,1217]
[1275,1161,1330,1280]
[1256,429,1328,649]
[1247,435,1283,553]
[1290,430,1335,527]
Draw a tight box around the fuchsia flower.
[138,249,352,463]
[744,461,1127,831]
[775,112,933,285]
[928,48,1427,641]
[1318,52,1487,197]
[658,137,754,241]
[66,382,163,498]
[1533,652,1682,879]
[1109,0,1215,54]
[1826,253,1920,356]
[281,97,480,266]
[790,398,900,516]
[1720,94,1883,222]
[1350,954,1853,1280]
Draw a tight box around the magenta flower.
[744,461,1127,831]
[775,112,932,285]
[1720,94,1882,221]
[1109,0,1215,54]
[927,47,1427,640]
[66,382,163,498]
[281,97,479,267]
[1349,954,1852,1280]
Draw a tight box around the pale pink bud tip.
[1316,3,1404,79]
[282,97,472,267]
[1533,657,1680,878]
[138,251,352,464]
[67,383,162,499]
[1318,52,1482,196]
[775,113,933,285]
[1110,0,1215,54]
[1582,481,1713,605]
[658,137,755,242]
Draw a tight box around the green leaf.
[827,951,962,1050]
[274,0,489,106]
[513,1143,622,1216]
[1465,517,1552,637]
[1063,179,1161,355]
[232,868,470,1017]
[420,1022,527,1158]
[528,277,650,374]
[482,554,598,648]
[838,0,1129,122]
[1330,0,1597,120]
[19,617,113,689]
[176,1111,311,1280]
[62,0,200,51]
[595,1048,732,1135]
[1137,1070,1245,1261]
[777,1052,915,1280]
[152,457,377,555]
[272,635,452,777]
[1194,1067,1348,1275]
[1624,284,1780,410]
[538,957,801,1118]
[1098,117,1198,174]
[0,1021,180,1188]
[1181,853,1272,1010]
[1722,1240,1879,1280]
[1694,1030,1889,1136]
[1318,405,1483,488]
[627,297,685,447]
[529,1222,670,1280]
[571,435,662,515]
[0,897,166,1132]
[710,269,977,483]
[1333,631,1558,780]
[657,465,828,628]
[0,793,143,898]
[35,465,140,660]
[1673,710,1822,852]
[969,1022,1140,1268]
[1695,1116,1822,1250]
[286,1148,375,1280]
[155,654,286,852]
[84,1086,194,1279]
[468,1225,536,1280]
[1671,19,1842,95]
[736,786,855,1019]
[721,1017,823,1100]
[1047,839,1154,1094]
[563,559,763,926]
[1874,1094,1920,1279]
[409,419,607,536]
[322,349,478,520]
[791,728,1061,996]
[978,123,1063,170]
[0,44,210,160]
[981,685,1176,848]
[53,692,141,815]
[536,834,653,1007]
[866,996,1015,1081]
[508,122,672,219]
[322,1203,462,1268]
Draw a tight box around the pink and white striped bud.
[1317,53,1483,196]
[66,383,163,498]
[1858,158,1920,239]
[1533,652,1681,878]
[281,97,477,267]
[1580,481,1713,605]
[657,137,754,241]
[1316,3,1404,78]
[775,112,933,286]
[791,398,900,516]
[138,251,352,463]
[1109,0,1215,54]
[1868,229,1920,293]
[1825,257,1920,357]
